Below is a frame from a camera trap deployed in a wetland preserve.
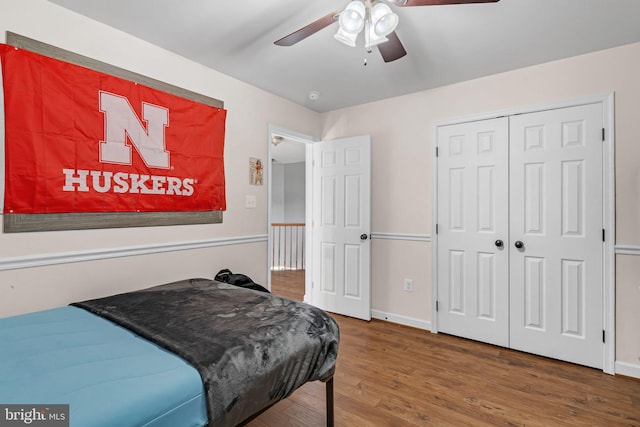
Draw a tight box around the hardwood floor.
[251,270,640,426]
[269,269,305,301]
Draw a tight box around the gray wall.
[271,163,285,223]
[272,162,304,223]
[283,162,305,223]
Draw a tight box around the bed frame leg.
[326,377,334,427]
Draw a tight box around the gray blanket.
[73,278,339,427]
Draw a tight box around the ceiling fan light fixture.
[334,27,359,47]
[365,19,389,49]
[370,3,399,37]
[275,0,498,64]
[338,1,366,34]
[335,0,398,50]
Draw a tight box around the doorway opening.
[267,126,315,303]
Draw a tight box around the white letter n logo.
[99,91,170,168]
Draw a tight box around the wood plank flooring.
[249,270,640,426]
[268,269,305,301]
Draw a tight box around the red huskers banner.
[0,44,226,214]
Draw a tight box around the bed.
[0,278,340,427]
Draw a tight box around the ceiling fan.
[274,0,500,63]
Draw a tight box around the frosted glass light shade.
[334,27,359,47]
[370,2,398,36]
[338,1,366,34]
[365,19,389,48]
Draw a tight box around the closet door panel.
[509,103,603,369]
[436,117,510,347]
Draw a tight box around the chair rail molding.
[615,245,640,256]
[0,235,268,271]
[370,232,431,242]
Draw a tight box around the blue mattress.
[0,306,208,427]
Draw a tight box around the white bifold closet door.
[437,103,604,369]
[509,104,603,368]
[436,117,510,347]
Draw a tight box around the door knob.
[495,239,504,248]
[360,234,369,241]
[514,240,524,249]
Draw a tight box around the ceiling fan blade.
[395,0,499,6]
[377,31,407,63]
[274,12,338,46]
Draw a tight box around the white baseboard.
[615,360,640,379]
[371,309,431,331]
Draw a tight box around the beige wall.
[0,0,320,316]
[321,41,640,368]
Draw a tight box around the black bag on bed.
[214,269,270,293]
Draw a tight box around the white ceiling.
[50,0,640,113]
[271,138,307,164]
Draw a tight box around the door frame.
[431,93,615,374]
[267,124,317,303]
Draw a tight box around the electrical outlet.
[403,278,413,292]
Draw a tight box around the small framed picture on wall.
[250,158,263,185]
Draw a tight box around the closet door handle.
[514,240,524,249]
[495,239,504,248]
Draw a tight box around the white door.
[436,103,604,369]
[436,118,510,346]
[312,135,371,320]
[509,104,603,369]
